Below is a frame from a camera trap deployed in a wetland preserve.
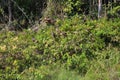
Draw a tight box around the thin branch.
[11,0,31,23]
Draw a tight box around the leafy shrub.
[0,16,120,80]
[107,6,120,19]
[63,0,88,15]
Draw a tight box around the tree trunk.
[8,0,12,27]
[98,0,102,18]
[114,0,116,3]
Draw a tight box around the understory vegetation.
[0,16,120,80]
[0,0,120,80]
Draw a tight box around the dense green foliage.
[0,16,120,79]
[0,0,119,27]
[0,0,120,80]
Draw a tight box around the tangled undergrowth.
[0,16,120,80]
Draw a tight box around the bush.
[63,0,89,15]
[107,6,120,19]
[0,16,120,80]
